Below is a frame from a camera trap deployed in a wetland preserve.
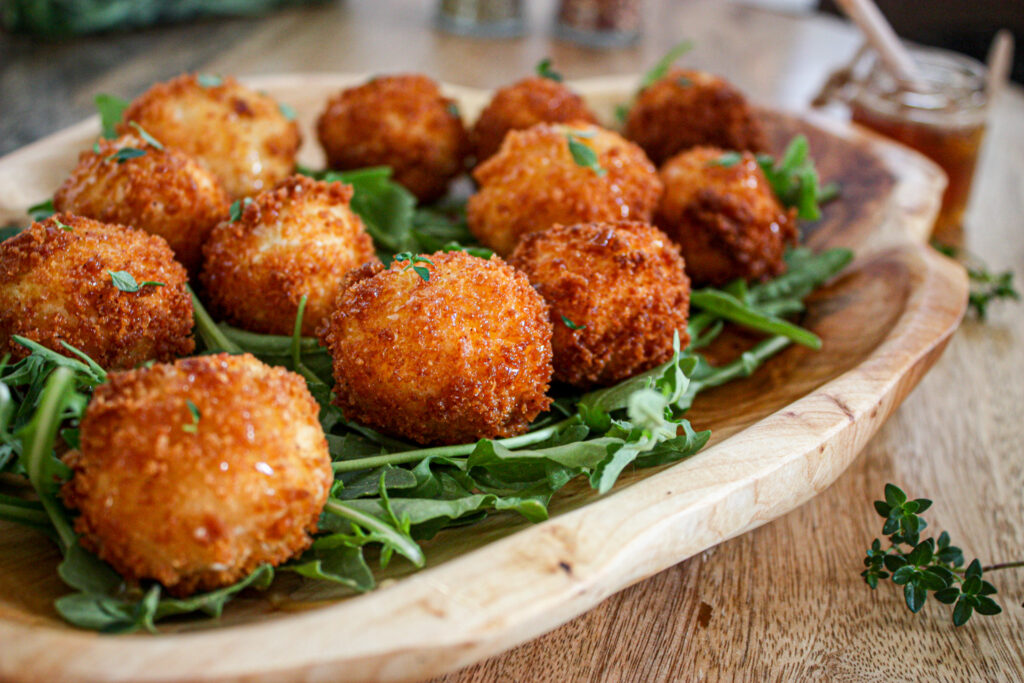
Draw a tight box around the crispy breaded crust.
[509,221,691,387]
[322,250,553,445]
[62,353,331,597]
[0,214,194,369]
[468,122,663,256]
[623,69,767,165]
[119,73,301,198]
[200,175,379,336]
[316,74,469,202]
[656,147,798,286]
[54,134,230,275]
[471,76,598,163]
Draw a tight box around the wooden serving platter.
[0,75,964,683]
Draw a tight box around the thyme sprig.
[863,483,1022,626]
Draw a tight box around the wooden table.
[2,1,1021,679]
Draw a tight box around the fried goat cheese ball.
[623,69,767,166]
[656,147,798,286]
[118,73,301,198]
[53,133,230,275]
[0,214,194,369]
[322,250,553,445]
[316,74,469,202]
[468,122,663,256]
[509,221,690,387]
[471,76,599,163]
[201,175,379,336]
[63,353,332,597]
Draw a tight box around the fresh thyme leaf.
[183,399,201,434]
[639,39,694,90]
[127,121,163,150]
[561,315,586,331]
[446,102,460,118]
[196,73,223,88]
[278,101,297,121]
[108,270,164,293]
[27,199,55,222]
[94,93,128,140]
[92,141,101,154]
[676,76,693,87]
[536,58,563,82]
[229,197,253,222]
[393,253,434,282]
[707,151,742,168]
[566,132,606,177]
[105,147,146,164]
[52,217,73,231]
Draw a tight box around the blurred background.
[1,0,1021,155]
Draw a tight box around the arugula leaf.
[27,199,55,222]
[639,40,694,90]
[757,135,839,221]
[94,94,128,139]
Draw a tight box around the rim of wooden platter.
[0,74,966,683]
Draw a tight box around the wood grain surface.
[1,1,1021,680]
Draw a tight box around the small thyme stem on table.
[982,561,1024,572]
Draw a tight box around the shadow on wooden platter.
[0,74,965,683]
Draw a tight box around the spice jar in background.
[846,47,989,247]
[555,0,641,48]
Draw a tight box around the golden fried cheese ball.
[0,214,194,369]
[54,133,230,275]
[471,76,598,163]
[509,221,690,387]
[119,73,301,198]
[63,353,332,597]
[468,122,663,256]
[316,74,469,202]
[201,175,379,336]
[322,251,553,445]
[656,147,798,286]
[623,69,767,166]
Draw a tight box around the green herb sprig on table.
[932,242,1020,320]
[863,483,1022,626]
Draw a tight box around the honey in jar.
[849,47,988,247]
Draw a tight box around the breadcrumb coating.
[119,73,301,198]
[316,74,469,202]
[201,175,379,336]
[468,122,663,256]
[509,221,691,387]
[322,251,553,445]
[623,69,767,165]
[63,353,332,597]
[471,76,598,163]
[54,133,230,275]
[0,214,194,370]
[656,147,798,286]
